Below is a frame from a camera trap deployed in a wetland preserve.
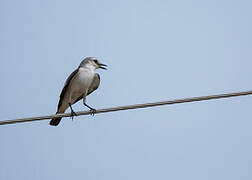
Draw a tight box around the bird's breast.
[71,68,95,93]
[78,68,95,84]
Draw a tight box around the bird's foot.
[70,110,77,121]
[84,103,96,116]
[89,108,96,116]
[68,103,77,121]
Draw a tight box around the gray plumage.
[50,57,107,126]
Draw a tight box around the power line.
[1,90,252,126]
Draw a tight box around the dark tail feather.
[49,117,62,126]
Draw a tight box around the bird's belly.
[70,70,94,102]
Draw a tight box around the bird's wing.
[57,68,79,110]
[73,73,100,104]
[87,73,100,95]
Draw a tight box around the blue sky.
[1,0,252,179]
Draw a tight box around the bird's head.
[79,57,107,70]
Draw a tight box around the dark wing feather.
[87,73,100,95]
[57,68,79,110]
[73,73,100,104]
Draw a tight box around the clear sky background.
[1,0,252,179]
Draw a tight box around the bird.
[49,57,107,126]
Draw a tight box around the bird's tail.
[49,112,62,126]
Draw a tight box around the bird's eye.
[94,60,98,64]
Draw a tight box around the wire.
[1,90,252,126]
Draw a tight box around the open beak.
[99,63,107,70]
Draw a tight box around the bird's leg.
[69,103,77,120]
[83,92,96,116]
[84,102,96,116]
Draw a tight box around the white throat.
[82,64,96,71]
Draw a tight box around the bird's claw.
[89,108,96,116]
[70,111,77,121]
[83,103,96,116]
